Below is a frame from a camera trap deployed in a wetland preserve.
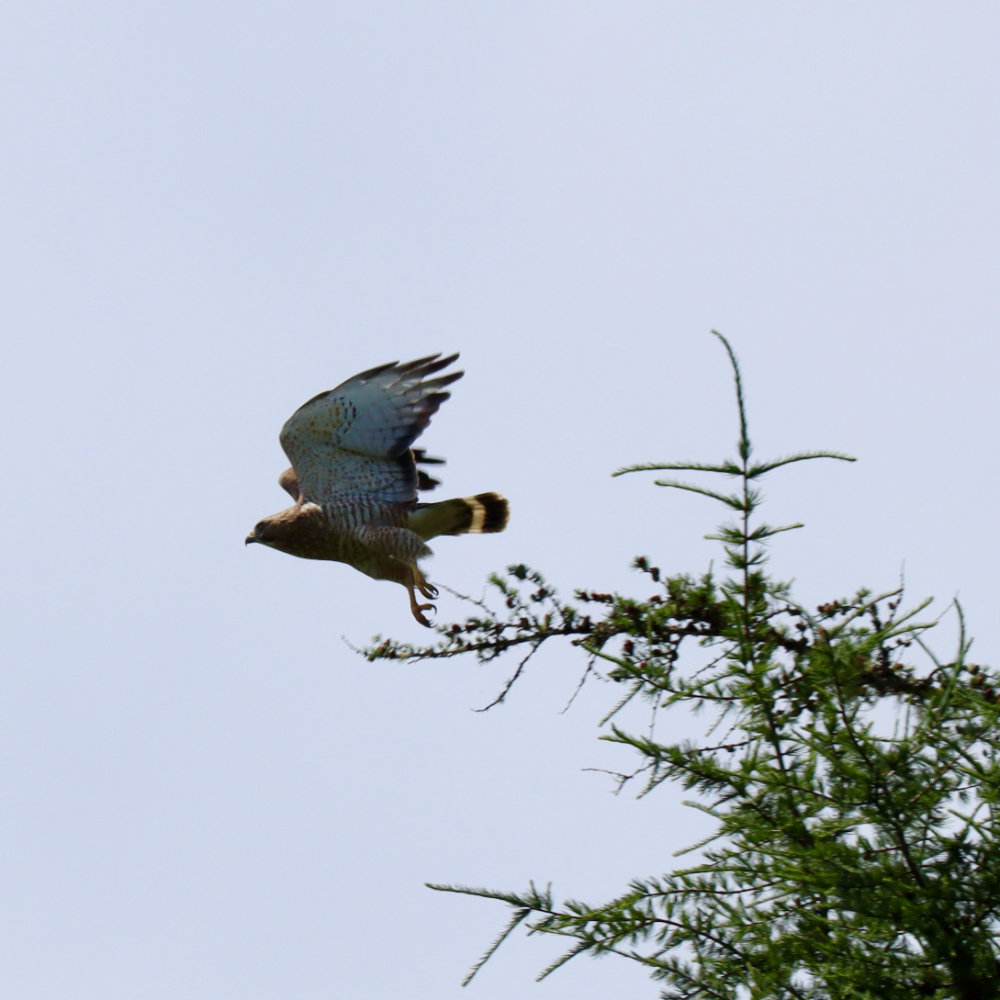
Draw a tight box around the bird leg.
[408,562,438,627]
[353,525,439,625]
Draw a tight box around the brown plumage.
[246,354,509,626]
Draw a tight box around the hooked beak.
[245,534,258,546]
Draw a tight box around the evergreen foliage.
[364,333,1000,999]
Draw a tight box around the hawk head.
[245,518,279,548]
[245,504,329,559]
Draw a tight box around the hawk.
[245,353,508,626]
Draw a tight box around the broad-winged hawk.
[245,354,508,626]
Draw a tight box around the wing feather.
[279,353,461,506]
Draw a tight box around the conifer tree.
[366,333,1000,1000]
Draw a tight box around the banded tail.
[409,492,509,541]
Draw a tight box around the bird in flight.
[246,353,508,626]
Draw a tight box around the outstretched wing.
[279,354,461,506]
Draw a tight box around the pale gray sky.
[3,4,999,998]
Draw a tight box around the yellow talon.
[409,597,436,627]
[411,564,438,602]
